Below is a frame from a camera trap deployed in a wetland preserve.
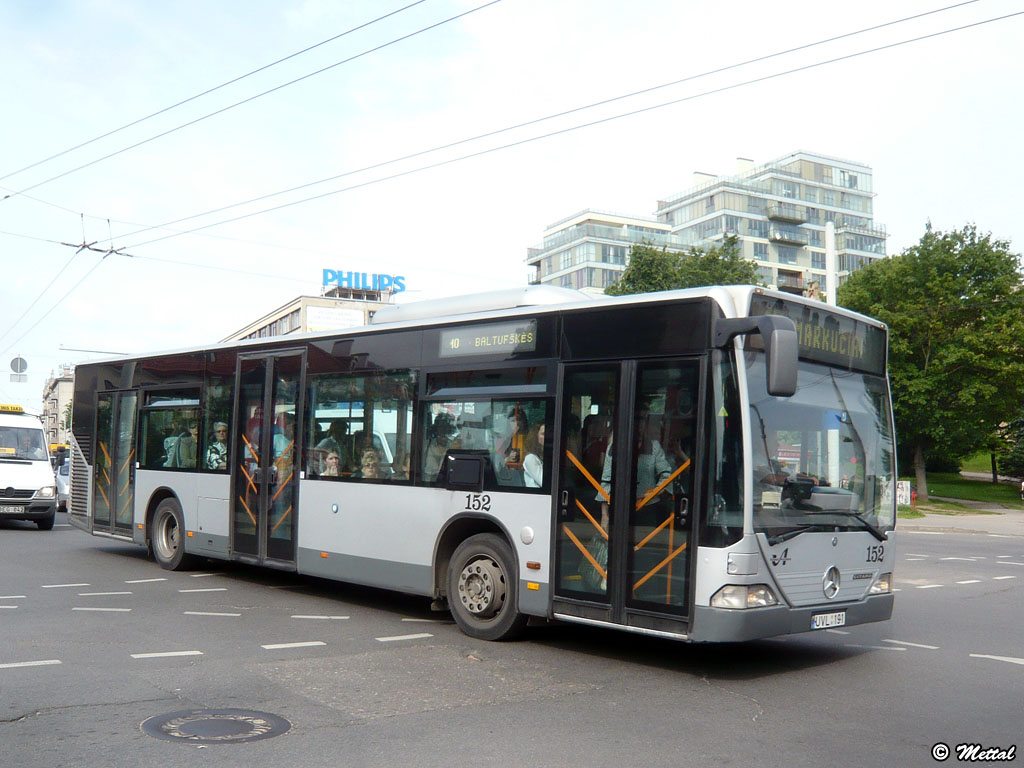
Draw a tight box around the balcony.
[768,226,808,246]
[776,271,804,295]
[766,202,807,223]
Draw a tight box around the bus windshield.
[745,352,896,541]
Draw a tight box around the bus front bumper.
[690,593,894,643]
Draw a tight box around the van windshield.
[0,426,49,461]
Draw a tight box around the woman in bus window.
[523,424,545,488]
[321,450,341,477]
[205,422,229,470]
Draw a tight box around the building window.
[811,251,826,270]
[753,242,768,260]
[777,246,798,265]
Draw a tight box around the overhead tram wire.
[118,9,1024,252]
[2,0,505,201]
[0,0,431,185]
[110,0,988,244]
[7,9,1019,351]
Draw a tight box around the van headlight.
[869,573,892,594]
[36,485,56,498]
[710,584,779,609]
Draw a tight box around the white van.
[0,405,57,530]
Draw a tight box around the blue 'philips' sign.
[323,269,406,293]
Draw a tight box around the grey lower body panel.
[296,547,434,596]
[690,593,895,642]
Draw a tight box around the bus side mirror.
[714,314,798,397]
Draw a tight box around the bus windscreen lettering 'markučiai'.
[67,285,896,642]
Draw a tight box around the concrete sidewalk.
[897,500,1024,537]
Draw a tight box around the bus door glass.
[626,360,699,616]
[554,365,618,606]
[232,352,303,565]
[554,360,700,621]
[92,391,137,536]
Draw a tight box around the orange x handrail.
[633,542,687,591]
[566,449,609,503]
[562,523,606,581]
[636,458,690,511]
[272,505,292,533]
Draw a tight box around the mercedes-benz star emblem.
[823,566,841,599]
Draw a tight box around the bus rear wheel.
[151,498,195,571]
[447,533,527,641]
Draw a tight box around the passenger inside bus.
[423,412,456,481]
[321,450,341,477]
[523,424,545,488]
[353,448,385,480]
[205,421,229,470]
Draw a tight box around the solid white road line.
[882,639,939,649]
[260,641,327,650]
[130,651,203,659]
[183,611,241,617]
[78,591,132,596]
[290,615,349,620]
[177,588,227,593]
[376,633,434,642]
[971,654,1024,666]
[41,583,89,589]
[0,659,62,669]
[125,578,167,583]
[72,607,132,612]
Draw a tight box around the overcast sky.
[1,0,1021,411]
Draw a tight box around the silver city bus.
[67,285,896,642]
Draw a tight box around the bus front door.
[92,390,137,537]
[231,352,303,568]
[553,360,700,633]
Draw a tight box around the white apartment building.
[528,151,887,299]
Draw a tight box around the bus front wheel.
[151,498,195,571]
[447,533,527,641]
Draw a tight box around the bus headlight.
[869,573,892,594]
[710,584,779,609]
[36,485,56,499]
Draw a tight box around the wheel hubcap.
[157,512,178,560]
[457,556,506,618]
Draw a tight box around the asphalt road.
[1,513,1020,768]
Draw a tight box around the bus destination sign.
[749,295,887,375]
[439,320,538,358]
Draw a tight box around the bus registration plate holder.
[811,611,846,630]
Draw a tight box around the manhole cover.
[141,709,291,744]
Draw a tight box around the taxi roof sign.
[0,404,25,413]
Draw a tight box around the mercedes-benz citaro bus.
[0,404,57,530]
[67,285,896,642]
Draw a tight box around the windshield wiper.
[800,510,888,542]
[767,523,833,546]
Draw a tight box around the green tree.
[605,235,761,296]
[838,225,1024,501]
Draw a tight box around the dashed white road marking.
[971,654,1024,666]
[904,553,930,557]
[131,650,203,659]
[941,557,979,562]
[78,591,132,596]
[916,584,944,589]
[0,605,18,609]
[189,573,217,578]
[41,583,89,589]
[260,641,326,650]
[993,576,1016,581]
[0,595,26,600]
[178,588,227,593]
[0,659,62,670]
[825,629,850,635]
[376,633,433,643]
[905,557,926,561]
[291,615,349,620]
[996,555,1012,558]
[883,639,939,650]
[126,578,167,584]
[846,644,906,651]
[906,531,944,535]
[988,534,1012,538]
[957,580,982,584]
[72,607,131,613]
[184,611,241,617]
[997,561,1024,566]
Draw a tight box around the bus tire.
[447,533,527,641]
[151,498,195,571]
